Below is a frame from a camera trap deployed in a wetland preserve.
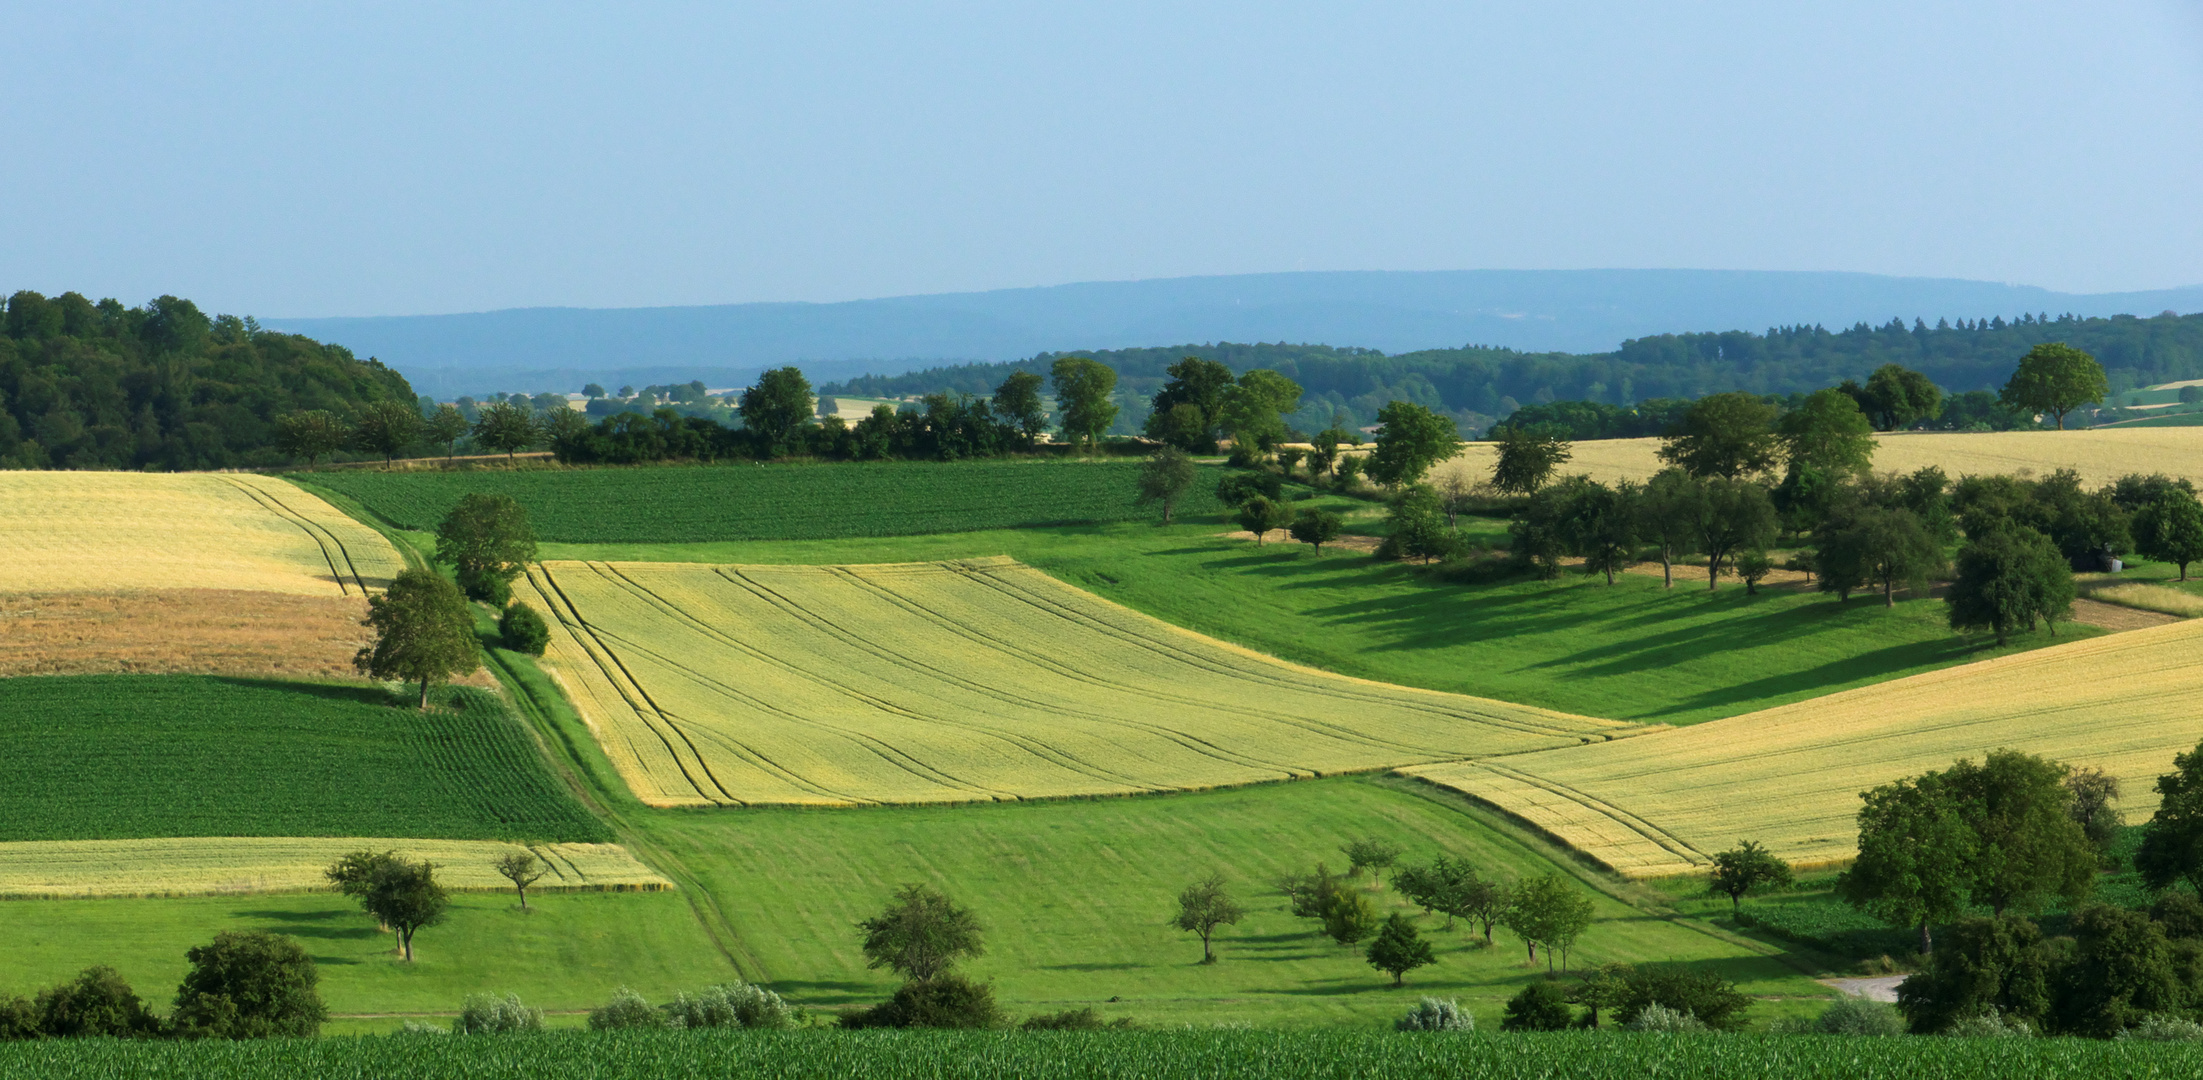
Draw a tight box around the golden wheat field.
[1403,618,2203,877]
[1436,427,2203,492]
[521,556,1639,807]
[0,838,669,898]
[0,473,404,596]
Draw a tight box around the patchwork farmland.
[522,557,1639,806]
[1404,618,2203,876]
[0,837,665,899]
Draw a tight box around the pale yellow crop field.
[1404,619,2203,877]
[0,838,669,898]
[0,472,403,596]
[522,557,1639,807]
[1436,427,2203,491]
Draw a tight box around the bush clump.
[1021,1007,1132,1031]
[1812,996,1904,1036]
[1625,1003,1708,1033]
[453,993,543,1035]
[663,983,795,1030]
[1500,983,1573,1032]
[169,931,328,1039]
[500,601,550,655]
[843,974,1004,1030]
[587,987,665,1031]
[2117,1014,2203,1042]
[1943,1008,2033,1038]
[1396,997,1474,1032]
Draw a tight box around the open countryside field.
[298,459,1228,543]
[0,472,404,595]
[0,837,663,898]
[0,675,611,844]
[1404,618,2203,876]
[522,557,1634,806]
[1439,426,2203,490]
[0,588,372,679]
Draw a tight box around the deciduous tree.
[494,851,549,913]
[1777,388,1876,480]
[1637,468,1699,588]
[2137,740,2203,896]
[470,400,541,460]
[1657,392,1779,479]
[1237,496,1291,545]
[1144,357,1235,453]
[1842,364,1945,431]
[1943,749,2098,917]
[1837,771,1975,954]
[1050,358,1119,450]
[354,569,478,709]
[737,367,816,455]
[1217,369,1304,458]
[1365,915,1436,986]
[2133,491,2203,580]
[435,493,538,603]
[1366,402,1464,488]
[170,930,327,1038]
[423,404,469,462]
[275,410,351,466]
[1707,841,1792,912]
[351,400,422,465]
[990,371,1048,448]
[1999,343,2107,429]
[858,884,985,983]
[1288,508,1344,555]
[1683,476,1778,589]
[1172,873,1246,964]
[1134,446,1198,525]
[1946,526,2074,644]
[1489,425,1572,496]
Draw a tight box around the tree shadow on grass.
[1037,962,1148,972]
[231,908,382,943]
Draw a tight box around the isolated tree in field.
[328,852,447,961]
[1217,369,1304,458]
[1637,468,1699,588]
[1341,837,1404,885]
[1365,915,1436,987]
[350,399,422,465]
[1555,477,1641,585]
[1821,506,1945,607]
[170,930,327,1039]
[859,884,985,983]
[1657,392,1780,479]
[1776,388,1875,480]
[354,569,478,709]
[1836,771,1975,954]
[2064,766,2123,856]
[423,404,469,462]
[2137,740,2203,896]
[1134,446,1198,525]
[2133,491,2203,580]
[990,371,1049,448]
[1237,496,1291,544]
[583,383,606,399]
[735,366,815,455]
[1999,342,2107,429]
[470,400,541,460]
[1683,476,1778,589]
[1144,357,1235,453]
[276,409,351,466]
[1943,749,2097,916]
[1050,357,1119,450]
[494,850,549,912]
[1842,364,1946,431]
[436,493,539,603]
[1707,841,1793,912]
[1945,527,2074,644]
[1489,425,1572,495]
[1172,873,1247,964]
[1288,508,1343,555]
[1366,401,1464,488]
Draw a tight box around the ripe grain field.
[1404,618,2203,876]
[0,837,663,899]
[297,459,1229,543]
[520,557,1637,806]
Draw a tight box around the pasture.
[1403,618,2203,876]
[1437,426,2203,490]
[520,557,1632,806]
[0,837,664,899]
[0,675,611,844]
[297,459,1228,543]
[0,472,403,595]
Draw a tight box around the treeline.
[0,290,417,470]
[818,310,2203,437]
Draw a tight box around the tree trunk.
[1918,919,1932,955]
[1884,580,1896,607]
[419,676,431,710]
[1707,554,1721,589]
[518,885,529,913]
[1661,551,1673,588]
[1201,930,1214,964]
[401,926,415,962]
[1393,970,1404,987]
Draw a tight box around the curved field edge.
[1402,618,2203,877]
[0,838,667,899]
[518,557,1642,808]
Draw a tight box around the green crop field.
[294,460,1230,543]
[2,1029,2194,1080]
[0,675,609,844]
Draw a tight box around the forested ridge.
[823,310,2203,435]
[0,290,417,470]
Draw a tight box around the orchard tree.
[1366,401,1464,488]
[1134,446,1198,524]
[858,884,985,983]
[1776,388,1875,479]
[493,850,549,912]
[1707,840,1793,912]
[423,404,469,462]
[1555,477,1641,585]
[1836,771,1975,954]
[1237,496,1291,545]
[471,400,540,460]
[1943,749,2097,916]
[1288,508,1344,555]
[1999,343,2107,429]
[1657,392,1780,479]
[1822,506,1945,607]
[1490,425,1572,496]
[351,399,422,465]
[2133,491,2203,580]
[739,367,815,455]
[1172,873,1247,964]
[1684,476,1778,589]
[1341,837,1404,885]
[1050,357,1119,450]
[1365,915,1436,987]
[1637,468,1699,588]
[1392,856,1483,931]
[1505,873,1594,973]
[354,569,478,709]
[1946,527,2074,644]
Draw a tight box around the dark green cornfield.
[0,1029,2194,1080]
[296,459,1224,543]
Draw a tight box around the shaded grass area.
[538,519,2094,724]
[0,675,609,842]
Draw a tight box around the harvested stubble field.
[0,472,403,595]
[0,675,611,844]
[0,837,664,898]
[300,459,1228,543]
[1403,618,2203,876]
[1437,426,2203,490]
[0,589,372,678]
[521,557,1636,806]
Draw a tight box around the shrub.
[1500,983,1574,1032]
[1021,1007,1132,1031]
[398,1019,447,1036]
[34,966,159,1038]
[2117,1014,2203,1042]
[1615,967,1753,1031]
[501,602,550,655]
[0,996,35,1041]
[588,987,665,1030]
[1943,1008,2033,1038]
[457,565,513,607]
[453,993,543,1035]
[1216,471,1284,508]
[1813,996,1904,1036]
[1396,997,1474,1032]
[169,930,328,1039]
[663,983,795,1030]
[1626,1003,1708,1033]
[842,974,1005,1030]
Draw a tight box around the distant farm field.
[0,472,403,595]
[1404,619,2203,876]
[522,557,1635,806]
[1439,427,2203,490]
[0,837,664,899]
[0,675,610,844]
[300,460,1226,543]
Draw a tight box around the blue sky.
[3,1,2199,317]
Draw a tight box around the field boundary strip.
[0,838,670,899]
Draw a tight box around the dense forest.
[0,291,417,470]
[822,310,2203,437]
